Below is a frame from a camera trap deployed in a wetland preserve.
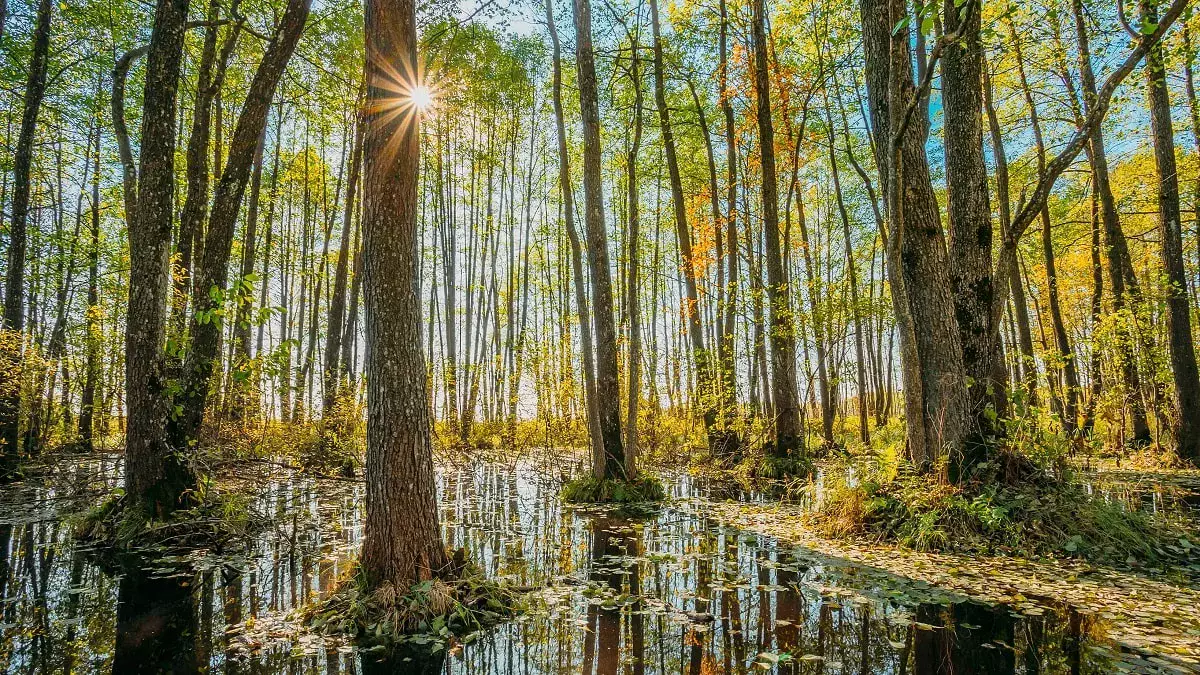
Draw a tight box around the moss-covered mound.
[813,457,1192,563]
[561,473,666,504]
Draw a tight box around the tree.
[573,0,627,478]
[1139,0,1200,462]
[359,0,449,589]
[751,0,805,463]
[1,0,53,478]
[169,0,311,450]
[124,0,195,517]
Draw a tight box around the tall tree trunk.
[125,0,195,517]
[624,20,644,468]
[573,0,626,478]
[824,94,870,446]
[1,0,52,478]
[230,114,268,419]
[359,0,449,590]
[718,0,740,429]
[1070,0,1150,445]
[942,0,1004,469]
[1009,19,1080,435]
[173,0,223,336]
[1142,0,1200,463]
[650,0,719,453]
[169,0,310,449]
[80,101,103,451]
[860,0,968,468]
[751,0,805,462]
[982,60,1037,407]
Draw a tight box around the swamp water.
[0,452,1194,674]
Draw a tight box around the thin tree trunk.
[1,0,52,477]
[752,0,805,462]
[572,0,626,477]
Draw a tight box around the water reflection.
[0,454,1175,673]
[113,567,200,673]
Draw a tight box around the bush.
[561,473,666,504]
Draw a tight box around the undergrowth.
[561,473,666,503]
[306,550,519,653]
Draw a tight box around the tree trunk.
[80,102,103,451]
[1069,0,1151,445]
[125,0,195,517]
[325,106,364,415]
[360,0,448,590]
[1142,0,1200,463]
[1008,19,1080,435]
[651,0,719,454]
[169,0,310,449]
[860,0,968,468]
[1,0,52,478]
[751,0,804,461]
[572,0,626,478]
[624,22,644,468]
[942,0,1004,466]
[982,61,1037,407]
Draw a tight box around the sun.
[410,84,434,112]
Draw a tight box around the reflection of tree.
[359,645,446,675]
[910,602,1018,675]
[112,567,201,673]
[773,549,802,675]
[582,517,644,675]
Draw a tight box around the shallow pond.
[0,451,1192,673]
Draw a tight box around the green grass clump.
[307,550,519,653]
[74,485,260,552]
[561,473,666,504]
[755,454,815,480]
[813,459,1187,563]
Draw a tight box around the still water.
[0,451,1191,673]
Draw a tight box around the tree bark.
[860,0,968,468]
[942,0,1004,465]
[573,0,626,477]
[360,0,448,590]
[1,0,52,478]
[125,0,194,517]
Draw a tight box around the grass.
[811,455,1193,563]
[561,473,666,504]
[307,550,520,652]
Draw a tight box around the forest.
[0,0,1199,669]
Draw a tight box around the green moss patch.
[561,473,666,504]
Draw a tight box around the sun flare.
[410,84,434,112]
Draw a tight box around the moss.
[560,473,666,504]
[307,550,520,653]
[812,459,1188,563]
